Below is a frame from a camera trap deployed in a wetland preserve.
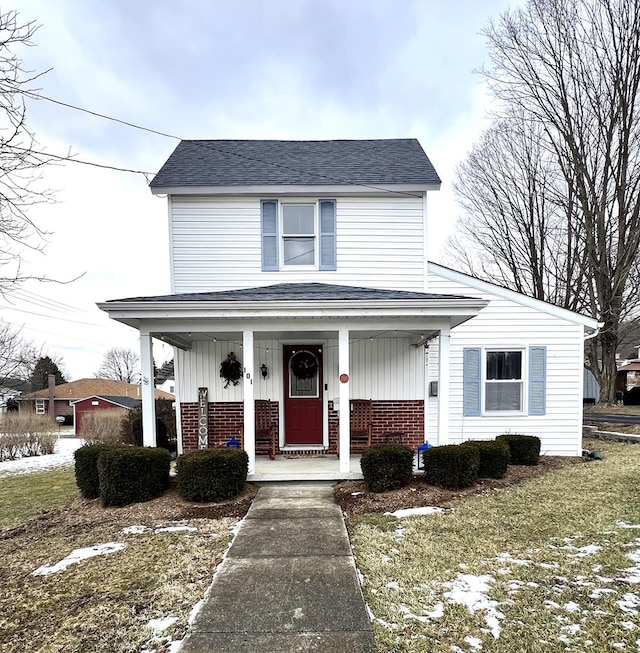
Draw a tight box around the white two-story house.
[99,139,599,480]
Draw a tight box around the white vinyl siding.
[170,195,425,293]
[176,337,423,403]
[427,270,584,456]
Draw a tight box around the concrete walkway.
[180,482,376,652]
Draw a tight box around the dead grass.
[584,404,640,415]
[348,438,640,652]
[0,473,256,653]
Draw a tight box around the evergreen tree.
[29,356,66,391]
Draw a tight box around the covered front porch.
[252,454,364,481]
[99,283,488,480]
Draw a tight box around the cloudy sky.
[5,0,515,381]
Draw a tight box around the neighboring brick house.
[99,139,599,480]
[18,378,173,426]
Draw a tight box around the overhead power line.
[22,90,424,198]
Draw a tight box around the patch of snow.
[386,581,399,590]
[622,621,636,630]
[384,506,446,518]
[351,491,364,496]
[394,525,405,540]
[496,552,531,566]
[617,593,640,615]
[612,643,626,649]
[147,617,178,633]
[32,542,125,576]
[561,624,580,635]
[188,600,204,625]
[539,562,559,569]
[620,550,640,584]
[563,602,581,613]
[357,570,365,586]
[571,544,602,558]
[443,574,504,640]
[619,522,640,529]
[122,525,150,535]
[154,526,197,533]
[545,600,561,609]
[0,437,83,478]
[380,554,391,564]
[399,603,431,623]
[424,602,444,619]
[589,588,617,599]
[464,635,483,649]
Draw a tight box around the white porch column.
[437,326,451,446]
[140,332,157,447]
[338,327,350,474]
[243,330,256,475]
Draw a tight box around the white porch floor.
[249,454,364,482]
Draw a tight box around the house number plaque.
[339,374,349,384]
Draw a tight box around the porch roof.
[104,282,470,304]
[98,282,488,349]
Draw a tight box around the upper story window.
[282,204,315,266]
[261,199,336,271]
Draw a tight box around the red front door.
[283,345,323,445]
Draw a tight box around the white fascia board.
[98,298,488,322]
[428,262,600,330]
[149,183,438,196]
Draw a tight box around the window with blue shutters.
[462,346,547,416]
[463,348,481,416]
[261,199,337,271]
[319,200,336,271]
[528,346,547,415]
[260,200,278,271]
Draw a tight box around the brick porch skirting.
[180,400,424,454]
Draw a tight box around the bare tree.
[449,113,586,312]
[96,347,140,383]
[450,0,640,402]
[0,319,38,382]
[0,10,60,295]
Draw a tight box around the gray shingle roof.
[106,283,469,304]
[95,396,142,409]
[150,139,441,189]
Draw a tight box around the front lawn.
[350,439,640,652]
[0,471,249,653]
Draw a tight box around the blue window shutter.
[463,347,481,416]
[529,346,547,415]
[261,200,278,271]
[319,199,336,271]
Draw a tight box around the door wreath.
[220,352,242,388]
[290,351,318,380]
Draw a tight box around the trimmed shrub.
[80,410,127,445]
[98,446,171,507]
[496,434,541,466]
[176,448,248,502]
[423,444,480,489]
[462,439,510,479]
[360,444,414,493]
[74,443,125,499]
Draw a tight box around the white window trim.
[35,399,46,415]
[279,198,319,270]
[482,347,526,416]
